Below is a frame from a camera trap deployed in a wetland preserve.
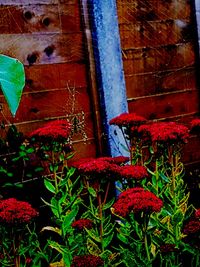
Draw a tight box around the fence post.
[86,0,128,156]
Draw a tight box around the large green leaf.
[0,54,25,116]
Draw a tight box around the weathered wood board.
[117,0,200,165]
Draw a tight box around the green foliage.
[0,116,200,267]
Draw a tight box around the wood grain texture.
[0,33,84,65]
[0,4,81,34]
[183,135,200,163]
[128,90,199,120]
[125,67,197,98]
[117,0,200,166]
[119,21,185,49]
[117,0,191,24]
[122,42,195,75]
[0,87,92,122]
[0,0,78,5]
[24,63,88,91]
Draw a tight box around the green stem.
[155,159,159,196]
[143,214,151,264]
[52,150,58,193]
[98,193,104,252]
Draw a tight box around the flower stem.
[143,214,151,263]
[98,193,104,252]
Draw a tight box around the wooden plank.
[156,0,191,21]
[60,3,82,33]
[72,139,97,160]
[0,0,57,4]
[0,0,77,5]
[0,4,81,34]
[122,42,195,75]
[159,113,199,125]
[25,63,88,91]
[117,0,191,24]
[128,89,199,120]
[183,135,200,164]
[122,47,155,74]
[119,20,185,49]
[0,33,84,65]
[117,0,156,24]
[0,5,60,34]
[125,67,197,98]
[0,87,92,122]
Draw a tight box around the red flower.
[109,113,146,127]
[160,244,178,254]
[70,158,95,168]
[98,156,130,165]
[76,158,120,178]
[117,165,148,180]
[113,187,163,217]
[184,220,200,235]
[29,120,71,142]
[71,255,104,267]
[195,209,200,219]
[190,119,200,134]
[71,219,93,231]
[138,122,189,144]
[0,198,38,225]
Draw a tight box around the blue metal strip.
[87,0,128,156]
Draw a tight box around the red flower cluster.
[70,157,95,168]
[117,165,148,180]
[138,122,189,144]
[109,113,146,127]
[76,158,120,178]
[0,198,38,225]
[71,219,93,231]
[72,156,129,170]
[98,156,130,165]
[190,118,200,134]
[113,187,163,217]
[29,120,71,142]
[160,244,178,254]
[183,220,200,235]
[71,255,104,267]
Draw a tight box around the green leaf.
[44,178,56,194]
[62,207,79,236]
[0,54,25,116]
[67,167,76,178]
[184,204,195,221]
[87,238,101,255]
[51,197,62,217]
[172,209,184,225]
[85,228,101,243]
[117,232,128,244]
[103,231,114,248]
[158,171,169,183]
[41,226,61,236]
[102,198,115,210]
[41,197,54,208]
[88,186,97,197]
[149,146,154,154]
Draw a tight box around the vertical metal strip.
[81,0,128,156]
